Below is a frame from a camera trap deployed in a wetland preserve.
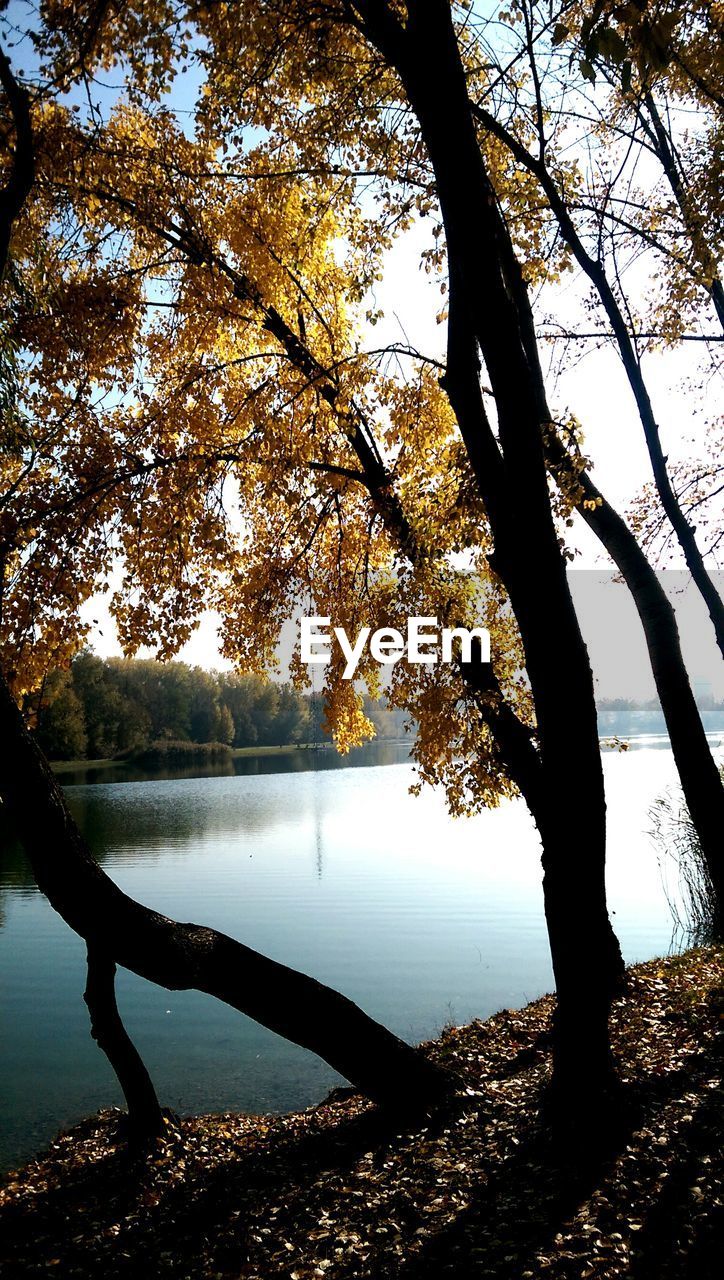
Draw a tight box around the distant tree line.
[30,654,724,762]
[31,653,410,761]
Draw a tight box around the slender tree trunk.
[551,454,724,925]
[642,91,724,335]
[0,673,449,1110]
[460,651,624,1100]
[460,98,724,924]
[538,813,618,1104]
[84,941,165,1145]
[498,546,624,1106]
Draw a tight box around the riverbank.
[1,947,722,1278]
[49,742,338,776]
[47,730,724,779]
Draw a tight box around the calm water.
[1,741,717,1173]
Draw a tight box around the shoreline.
[47,739,412,781]
[2,946,722,1278]
[49,742,338,774]
[46,728,724,778]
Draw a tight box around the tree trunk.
[84,941,165,1145]
[555,456,724,926]
[539,815,619,1108]
[0,673,449,1110]
[0,48,34,283]
[360,0,623,1111]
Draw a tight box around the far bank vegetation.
[30,653,410,762]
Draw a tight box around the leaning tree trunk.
[84,941,165,1145]
[566,463,724,927]
[0,673,449,1110]
[543,423,724,927]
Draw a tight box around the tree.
[0,35,448,1135]
[34,668,87,760]
[0,1,625,1121]
[3,0,720,1125]
[470,0,724,661]
[71,653,126,758]
[187,665,222,742]
[0,36,166,1143]
[214,698,234,746]
[459,0,724,910]
[270,684,308,746]
[0,667,449,1114]
[222,676,261,749]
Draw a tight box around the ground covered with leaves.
[1,947,723,1279]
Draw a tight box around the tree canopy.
[1,0,540,815]
[1,2,720,786]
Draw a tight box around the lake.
[1,740,717,1173]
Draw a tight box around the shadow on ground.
[2,962,723,1279]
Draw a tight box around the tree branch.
[0,673,449,1109]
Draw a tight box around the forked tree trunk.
[0,674,449,1111]
[84,942,165,1145]
[359,0,623,1114]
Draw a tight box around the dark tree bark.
[548,450,724,926]
[0,672,449,1110]
[355,0,624,1110]
[84,942,165,1145]
[0,47,34,282]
